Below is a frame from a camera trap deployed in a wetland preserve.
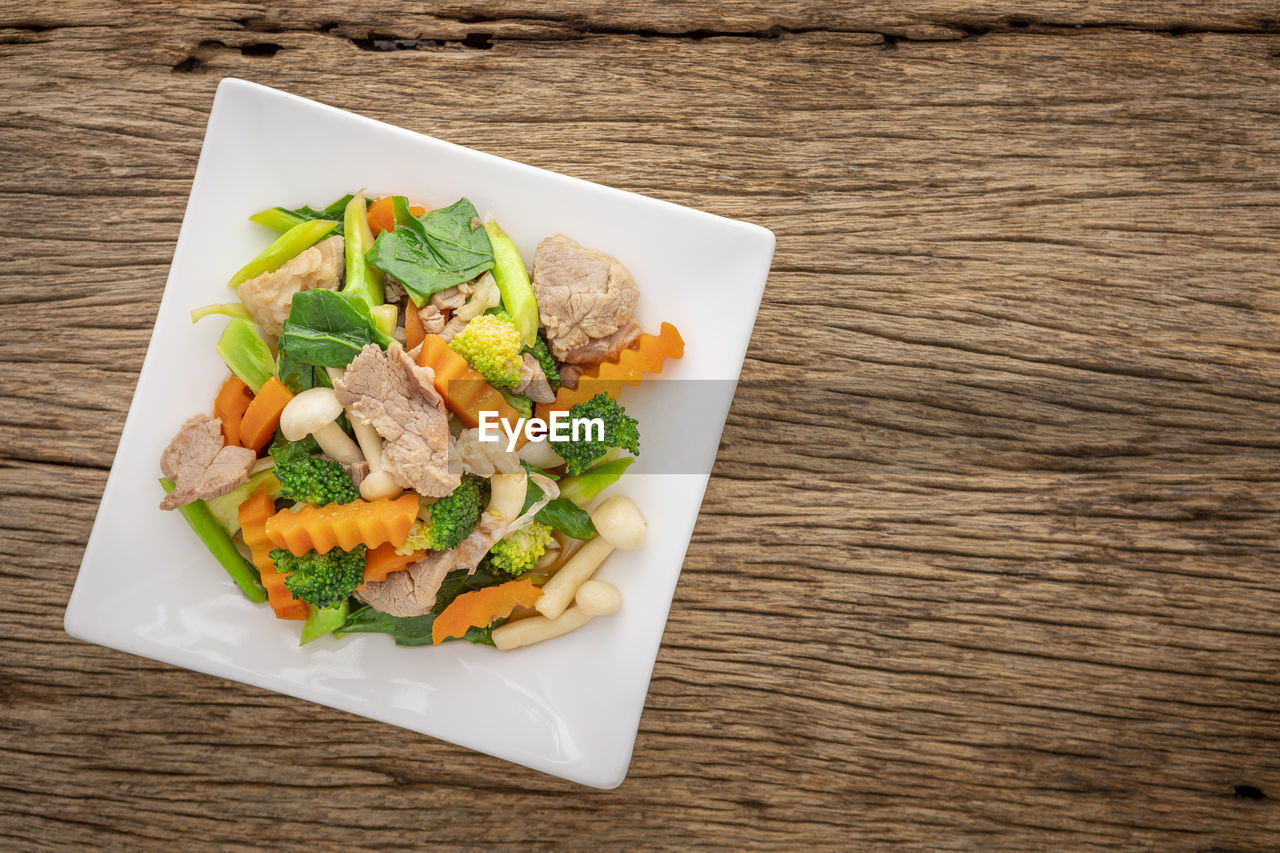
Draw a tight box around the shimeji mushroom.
[491,580,622,651]
[278,387,363,465]
[534,496,645,620]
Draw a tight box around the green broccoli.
[449,310,524,390]
[523,333,561,393]
[485,520,554,576]
[556,393,640,475]
[269,545,367,610]
[269,434,360,506]
[396,476,485,554]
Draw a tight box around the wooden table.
[3,2,1279,848]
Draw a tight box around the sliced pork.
[159,414,256,510]
[333,342,459,497]
[532,235,638,364]
[236,235,344,341]
[515,353,557,403]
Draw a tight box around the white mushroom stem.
[492,606,594,651]
[326,366,402,500]
[279,387,363,464]
[535,496,646,620]
[535,537,613,620]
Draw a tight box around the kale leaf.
[278,289,393,368]
[365,197,495,304]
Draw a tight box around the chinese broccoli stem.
[341,192,384,311]
[300,601,350,645]
[229,219,337,287]
[484,219,539,347]
[248,207,309,232]
[159,478,267,603]
[557,457,635,506]
[215,318,275,393]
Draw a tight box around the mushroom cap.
[575,579,621,616]
[589,496,646,551]
[279,387,345,442]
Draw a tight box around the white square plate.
[65,78,774,788]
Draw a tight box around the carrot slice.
[238,485,308,620]
[404,301,426,351]
[432,578,542,645]
[368,196,428,236]
[213,375,253,447]
[265,493,419,556]
[238,376,294,453]
[536,322,684,420]
[417,334,525,446]
[363,542,424,585]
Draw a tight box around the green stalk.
[341,192,384,311]
[229,219,337,287]
[300,601,350,645]
[248,207,308,232]
[216,318,274,392]
[160,478,267,603]
[484,219,539,347]
[191,302,251,324]
[557,457,635,506]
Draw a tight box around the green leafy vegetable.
[159,478,267,603]
[216,318,275,392]
[335,567,509,647]
[229,219,337,286]
[521,474,598,540]
[365,197,495,304]
[278,289,394,368]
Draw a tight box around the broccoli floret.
[270,545,367,610]
[486,520,554,576]
[396,476,485,554]
[270,434,360,506]
[523,334,561,393]
[556,393,640,475]
[449,310,523,390]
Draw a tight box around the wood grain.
[3,2,1280,849]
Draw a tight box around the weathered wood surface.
[3,1,1280,849]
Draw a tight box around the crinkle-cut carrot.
[238,376,294,453]
[417,333,525,446]
[214,375,253,447]
[363,542,424,586]
[432,578,542,645]
[265,493,419,556]
[404,301,426,351]
[536,322,684,420]
[238,485,308,620]
[368,196,427,236]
